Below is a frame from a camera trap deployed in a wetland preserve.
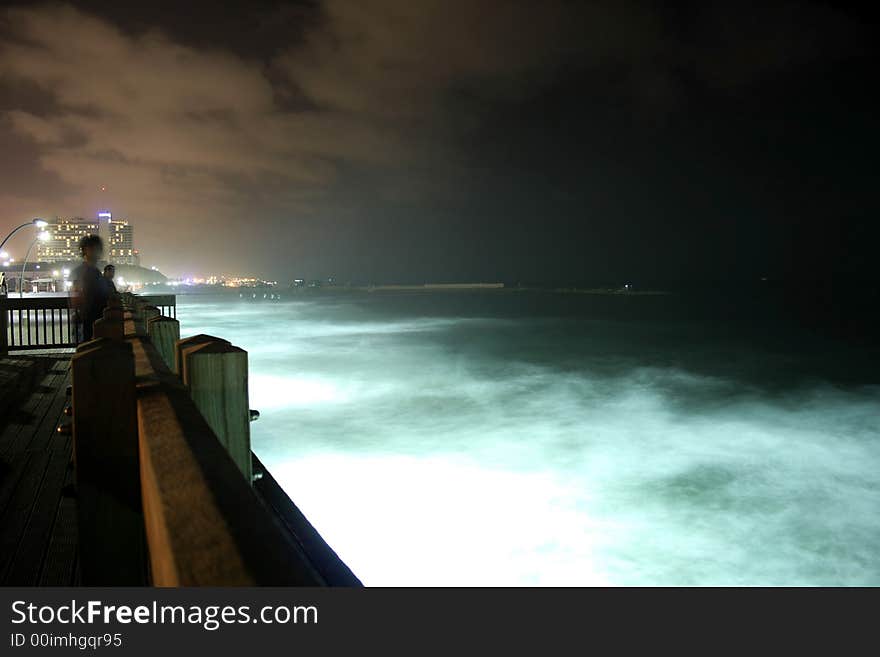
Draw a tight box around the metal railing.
[1,294,176,354]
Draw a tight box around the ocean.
[176,289,880,586]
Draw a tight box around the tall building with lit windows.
[36,217,100,263]
[36,210,140,265]
[108,218,139,266]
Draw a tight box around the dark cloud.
[0,1,872,281]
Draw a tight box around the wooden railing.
[69,292,359,586]
[0,296,76,353]
[137,293,176,319]
[0,293,175,355]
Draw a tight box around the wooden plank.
[0,451,32,523]
[39,494,78,586]
[0,367,66,457]
[11,366,66,448]
[0,450,50,583]
[4,448,70,585]
[0,365,56,459]
[26,365,71,452]
[0,361,71,584]
[0,356,47,435]
[39,455,78,586]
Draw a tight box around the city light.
[32,218,48,228]
[38,231,50,241]
[0,251,8,259]
[165,274,277,288]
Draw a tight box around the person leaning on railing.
[102,264,118,296]
[70,234,110,343]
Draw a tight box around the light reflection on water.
[177,292,880,586]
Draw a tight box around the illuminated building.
[97,210,112,248]
[36,211,140,266]
[108,218,139,266]
[36,217,100,263]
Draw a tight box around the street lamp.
[19,231,50,297]
[0,218,48,253]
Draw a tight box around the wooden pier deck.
[2,293,359,587]
[0,349,78,585]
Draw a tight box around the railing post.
[71,337,144,584]
[182,340,252,482]
[141,305,160,332]
[0,298,8,356]
[175,334,230,380]
[147,316,180,371]
[129,297,153,337]
[93,298,126,340]
[127,297,144,335]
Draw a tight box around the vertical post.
[182,340,252,482]
[123,310,138,337]
[147,316,180,371]
[175,334,230,380]
[0,299,7,356]
[71,338,144,584]
[93,304,126,340]
[127,298,144,336]
[142,304,160,329]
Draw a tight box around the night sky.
[0,1,876,285]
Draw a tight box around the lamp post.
[19,231,49,297]
[0,218,48,253]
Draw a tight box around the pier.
[0,293,360,586]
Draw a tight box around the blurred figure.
[71,235,108,342]
[102,264,118,295]
[0,271,7,296]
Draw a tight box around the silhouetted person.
[0,271,7,297]
[102,264,118,295]
[71,235,108,342]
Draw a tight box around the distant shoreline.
[328,283,670,296]
[137,282,673,296]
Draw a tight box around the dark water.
[177,290,880,585]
